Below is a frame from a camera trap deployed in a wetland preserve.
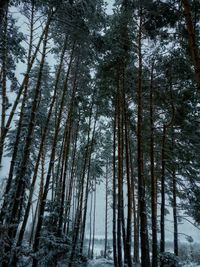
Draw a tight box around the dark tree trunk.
[137,10,150,267]
[160,124,166,255]
[104,160,109,258]
[150,61,158,267]
[124,87,132,267]
[181,0,200,89]
[116,73,123,266]
[0,3,8,166]
[91,177,96,259]
[88,188,93,258]
[112,100,118,267]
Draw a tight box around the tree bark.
[104,160,109,258]
[181,0,200,89]
[137,9,150,267]
[112,100,118,267]
[150,61,158,267]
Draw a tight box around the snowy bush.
[160,252,181,267]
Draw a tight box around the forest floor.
[87,259,114,266]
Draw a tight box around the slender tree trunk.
[173,168,178,256]
[181,0,200,88]
[104,160,109,258]
[137,10,150,267]
[88,189,93,258]
[91,177,96,259]
[112,100,118,267]
[150,61,158,267]
[172,129,178,256]
[160,124,166,256]
[129,140,139,264]
[0,3,8,166]
[116,73,123,266]
[124,88,132,267]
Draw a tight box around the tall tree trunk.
[88,188,93,258]
[160,124,166,255]
[124,87,132,267]
[0,3,7,166]
[104,160,109,258]
[129,140,139,264]
[91,177,96,259]
[137,9,150,267]
[150,61,158,267]
[112,100,118,267]
[173,167,178,256]
[181,0,200,88]
[171,127,178,256]
[117,72,123,266]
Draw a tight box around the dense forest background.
[0,0,200,266]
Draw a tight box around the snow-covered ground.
[88,259,114,266]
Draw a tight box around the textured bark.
[0,4,8,165]
[181,0,200,88]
